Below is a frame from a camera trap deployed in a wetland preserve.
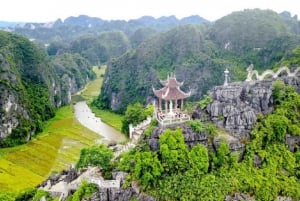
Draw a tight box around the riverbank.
[76,65,124,132]
[0,105,101,193]
[74,101,126,143]
[0,65,126,194]
[90,105,123,131]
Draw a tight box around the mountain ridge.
[96,9,300,112]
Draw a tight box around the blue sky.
[1,0,300,22]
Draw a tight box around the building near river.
[152,73,191,125]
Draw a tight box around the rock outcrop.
[87,188,156,201]
[146,122,245,153]
[193,77,300,139]
[147,123,208,151]
[40,166,156,201]
[225,193,295,201]
[213,135,245,153]
[225,193,255,201]
[0,32,94,144]
[286,134,300,152]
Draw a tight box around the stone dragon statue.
[246,64,300,81]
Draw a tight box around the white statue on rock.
[224,68,229,86]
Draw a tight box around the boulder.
[147,123,208,151]
[286,134,300,152]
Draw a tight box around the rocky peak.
[193,76,300,139]
[147,123,208,151]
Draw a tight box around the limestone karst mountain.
[0,31,95,146]
[96,9,300,112]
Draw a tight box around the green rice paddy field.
[81,66,123,131]
[0,66,124,193]
[0,106,100,193]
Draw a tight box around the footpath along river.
[74,101,126,143]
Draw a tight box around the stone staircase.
[113,118,151,159]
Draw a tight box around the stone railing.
[155,109,191,126]
[113,142,135,159]
[89,178,120,188]
[129,116,152,139]
[158,116,190,126]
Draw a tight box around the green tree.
[0,193,15,201]
[205,123,218,137]
[198,95,213,109]
[272,80,286,105]
[265,114,289,142]
[66,181,98,201]
[213,140,230,168]
[15,188,37,201]
[76,144,113,171]
[121,102,148,136]
[188,144,209,175]
[188,120,203,133]
[159,128,189,174]
[281,46,300,66]
[133,151,163,188]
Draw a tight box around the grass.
[79,65,124,131]
[80,66,105,104]
[0,105,101,193]
[0,65,125,194]
[90,105,123,131]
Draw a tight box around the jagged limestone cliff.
[0,31,94,146]
[193,76,300,139]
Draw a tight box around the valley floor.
[0,105,101,193]
[0,66,126,194]
[74,101,126,143]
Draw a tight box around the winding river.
[74,101,126,143]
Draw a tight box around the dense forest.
[0,7,300,201]
[115,80,300,200]
[95,9,300,112]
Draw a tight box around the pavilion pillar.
[169,100,173,114]
[175,99,178,111]
[181,99,184,110]
[159,98,162,111]
[165,100,168,113]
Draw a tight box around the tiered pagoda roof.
[153,74,191,100]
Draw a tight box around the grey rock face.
[0,54,30,139]
[253,154,262,168]
[87,188,156,201]
[194,77,300,139]
[0,52,88,141]
[64,166,78,183]
[286,134,300,152]
[213,136,245,152]
[206,80,274,139]
[225,194,295,201]
[87,188,136,201]
[147,123,208,151]
[225,192,255,201]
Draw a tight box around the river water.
[74,101,126,143]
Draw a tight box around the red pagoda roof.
[153,75,191,100]
[160,75,184,87]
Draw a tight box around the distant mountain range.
[0,14,209,43]
[0,14,209,30]
[0,21,25,28]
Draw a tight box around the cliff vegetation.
[115,81,300,201]
[0,31,95,146]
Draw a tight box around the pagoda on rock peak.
[152,73,191,125]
